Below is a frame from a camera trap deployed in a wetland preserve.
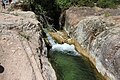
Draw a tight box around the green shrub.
[97,0,117,8]
[78,0,95,7]
[21,0,120,29]
[56,0,95,10]
[56,0,71,9]
[56,0,119,10]
[22,0,32,10]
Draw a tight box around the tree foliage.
[56,0,95,10]
[21,0,120,29]
[56,0,120,10]
[97,0,117,8]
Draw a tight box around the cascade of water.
[43,28,56,45]
[46,33,56,46]
[44,29,80,56]
[52,43,80,56]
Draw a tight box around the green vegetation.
[22,0,34,11]
[56,0,95,10]
[21,0,61,29]
[97,0,117,8]
[22,0,120,10]
[56,0,120,10]
[21,0,120,29]
[49,50,105,80]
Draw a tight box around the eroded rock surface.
[65,7,120,30]
[65,7,120,80]
[91,27,120,79]
[0,11,56,80]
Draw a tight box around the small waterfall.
[52,43,80,56]
[44,29,105,80]
[46,33,56,45]
[44,29,80,56]
[43,29,56,45]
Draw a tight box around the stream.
[45,30,105,80]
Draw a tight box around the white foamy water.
[46,33,56,45]
[44,29,56,45]
[52,43,80,56]
[44,30,80,56]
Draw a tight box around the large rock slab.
[65,7,120,30]
[65,7,120,80]
[0,11,56,80]
[90,27,120,80]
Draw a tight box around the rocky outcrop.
[9,10,37,19]
[0,11,56,80]
[65,7,120,80]
[90,27,120,80]
[65,7,120,31]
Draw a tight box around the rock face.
[0,11,56,80]
[65,7,120,31]
[65,7,120,80]
[91,27,120,79]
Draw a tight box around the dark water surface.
[49,50,105,80]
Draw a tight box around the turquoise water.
[49,50,104,80]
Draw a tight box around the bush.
[97,0,117,8]
[56,0,71,9]
[56,0,119,10]
[77,0,94,7]
[21,0,120,29]
[21,0,33,10]
[56,0,95,10]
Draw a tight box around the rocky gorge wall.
[0,11,56,80]
[64,7,120,80]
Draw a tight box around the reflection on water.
[49,50,104,80]
[45,31,105,80]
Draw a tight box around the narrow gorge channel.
[1,0,120,79]
[33,1,106,79]
[43,29,105,80]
